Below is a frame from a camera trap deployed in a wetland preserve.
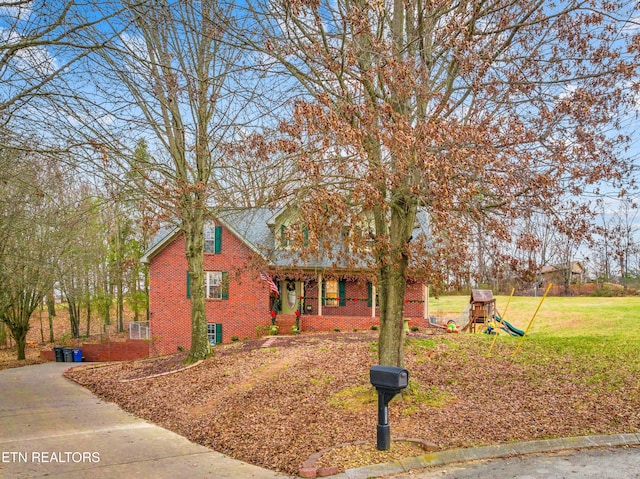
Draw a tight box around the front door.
[280,280,301,314]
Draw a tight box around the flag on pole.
[260,271,279,297]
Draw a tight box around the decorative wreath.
[286,281,296,291]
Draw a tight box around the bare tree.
[238,0,639,365]
[0,149,76,359]
[610,197,639,290]
[50,0,267,362]
[0,1,125,143]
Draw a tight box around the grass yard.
[65,295,640,475]
[430,294,640,338]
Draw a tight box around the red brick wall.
[40,340,149,362]
[302,280,425,319]
[81,340,149,361]
[404,281,425,318]
[149,225,430,356]
[290,314,431,333]
[149,226,272,356]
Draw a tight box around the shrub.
[231,336,239,342]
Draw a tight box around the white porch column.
[317,273,323,316]
[371,285,377,318]
[423,284,429,319]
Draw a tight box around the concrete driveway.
[3,362,639,479]
[0,362,291,479]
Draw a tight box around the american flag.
[260,271,279,297]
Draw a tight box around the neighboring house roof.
[540,261,584,275]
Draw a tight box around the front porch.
[272,274,431,319]
[271,277,433,333]
[273,312,432,334]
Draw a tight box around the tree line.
[0,0,638,364]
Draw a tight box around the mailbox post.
[369,365,409,451]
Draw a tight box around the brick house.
[141,207,431,356]
[540,261,586,285]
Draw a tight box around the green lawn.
[428,295,640,376]
[429,294,640,339]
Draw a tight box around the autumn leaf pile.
[65,331,640,475]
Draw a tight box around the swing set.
[485,283,553,359]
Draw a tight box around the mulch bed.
[64,330,640,475]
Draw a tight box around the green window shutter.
[214,226,222,253]
[303,227,309,247]
[367,282,372,307]
[339,280,346,306]
[215,323,222,344]
[221,271,229,299]
[186,270,191,298]
[321,280,325,306]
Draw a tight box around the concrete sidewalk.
[334,435,640,479]
[0,362,292,478]
[380,446,640,478]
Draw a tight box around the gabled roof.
[470,289,495,303]
[217,207,276,255]
[142,207,431,270]
[140,227,179,264]
[140,207,277,264]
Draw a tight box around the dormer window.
[280,224,289,248]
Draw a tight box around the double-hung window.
[187,271,228,299]
[324,280,339,306]
[205,271,223,299]
[204,221,217,253]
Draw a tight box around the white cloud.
[0,2,33,22]
[0,29,58,76]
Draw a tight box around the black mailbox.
[370,365,409,391]
[370,365,410,451]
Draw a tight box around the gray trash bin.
[54,347,64,362]
[63,348,74,362]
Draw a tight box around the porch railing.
[300,296,425,318]
[129,321,150,340]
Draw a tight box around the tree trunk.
[86,299,91,336]
[68,299,81,338]
[378,264,408,367]
[377,196,418,367]
[39,301,45,343]
[184,209,210,364]
[47,286,56,342]
[0,323,7,348]
[117,276,124,333]
[14,312,30,360]
[16,336,27,360]
[132,278,139,322]
[48,311,54,343]
[85,276,91,336]
[47,287,56,317]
